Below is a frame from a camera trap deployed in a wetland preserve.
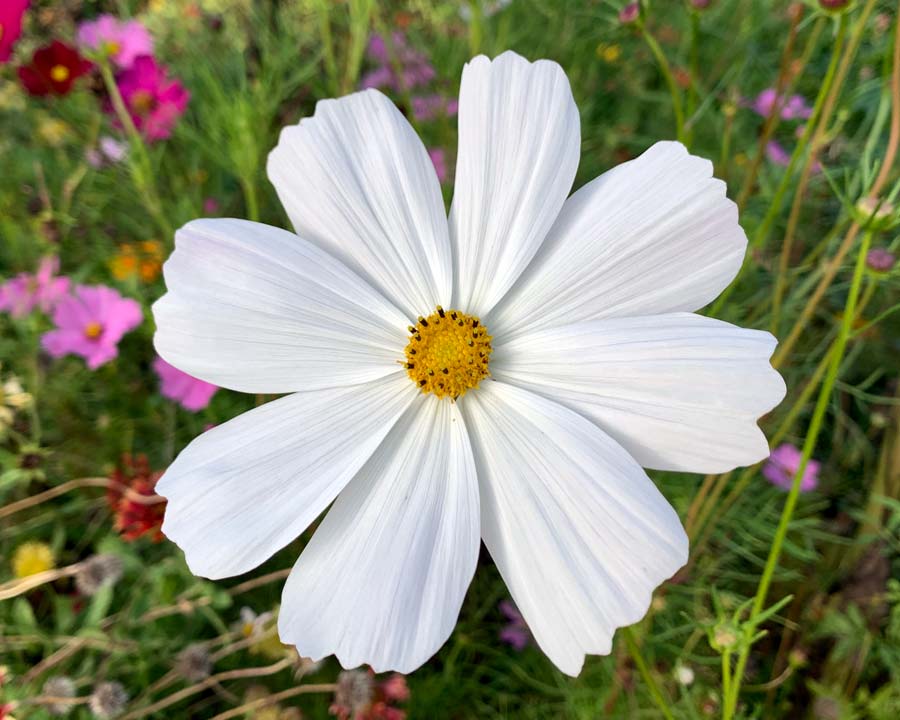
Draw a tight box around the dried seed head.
[333,670,374,715]
[75,554,124,596]
[174,644,212,682]
[42,676,76,716]
[88,682,128,719]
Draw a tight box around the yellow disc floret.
[404,307,492,400]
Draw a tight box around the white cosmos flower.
[153,51,785,676]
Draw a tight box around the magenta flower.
[77,14,152,69]
[499,600,532,651]
[762,444,820,492]
[41,285,142,369]
[782,94,813,120]
[0,257,70,318]
[360,32,435,92]
[765,140,791,167]
[428,148,447,183]
[0,0,29,63]
[153,356,218,411]
[411,94,459,122]
[866,247,895,272]
[750,88,812,121]
[114,56,189,142]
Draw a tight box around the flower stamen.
[404,306,492,400]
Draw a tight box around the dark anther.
[438,307,446,317]
[473,320,479,327]
[418,317,428,327]
[442,368,449,374]
[450,312,458,320]
[406,363,415,369]
[419,380,427,387]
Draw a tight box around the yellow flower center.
[84,322,103,340]
[103,40,122,55]
[49,64,70,83]
[131,89,154,116]
[404,307,492,400]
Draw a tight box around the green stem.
[751,15,847,250]
[722,230,873,719]
[640,25,686,144]
[315,0,340,96]
[239,177,260,222]
[710,15,847,318]
[98,60,173,239]
[622,627,674,720]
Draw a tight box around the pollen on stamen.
[403,306,492,400]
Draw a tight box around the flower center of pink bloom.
[130,90,155,117]
[50,65,70,83]
[84,322,103,340]
[103,40,121,55]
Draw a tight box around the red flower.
[107,453,167,541]
[18,40,92,96]
[0,0,29,63]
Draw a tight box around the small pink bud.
[619,2,640,24]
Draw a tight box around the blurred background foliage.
[1,0,899,718]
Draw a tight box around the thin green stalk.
[622,627,674,720]
[722,231,873,719]
[98,60,173,239]
[735,14,823,212]
[684,10,701,147]
[640,24,686,143]
[342,0,374,94]
[315,0,340,96]
[711,14,847,318]
[751,13,846,249]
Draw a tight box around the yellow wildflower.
[12,541,55,578]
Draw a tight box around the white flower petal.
[157,374,416,580]
[450,51,580,316]
[489,142,746,340]
[153,219,409,394]
[462,381,688,676]
[267,89,451,319]
[279,395,479,673]
[492,313,786,473]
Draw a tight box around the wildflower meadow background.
[1,0,899,718]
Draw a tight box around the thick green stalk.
[722,231,873,719]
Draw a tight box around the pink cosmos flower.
[410,94,459,122]
[41,285,142,369]
[499,599,532,651]
[428,148,447,183]
[360,33,435,92]
[202,197,220,214]
[0,0,29,63]
[114,56,189,142]
[77,14,153,70]
[0,257,70,318]
[750,88,812,121]
[765,140,791,167]
[153,356,218,411]
[866,247,895,272]
[762,443,820,492]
